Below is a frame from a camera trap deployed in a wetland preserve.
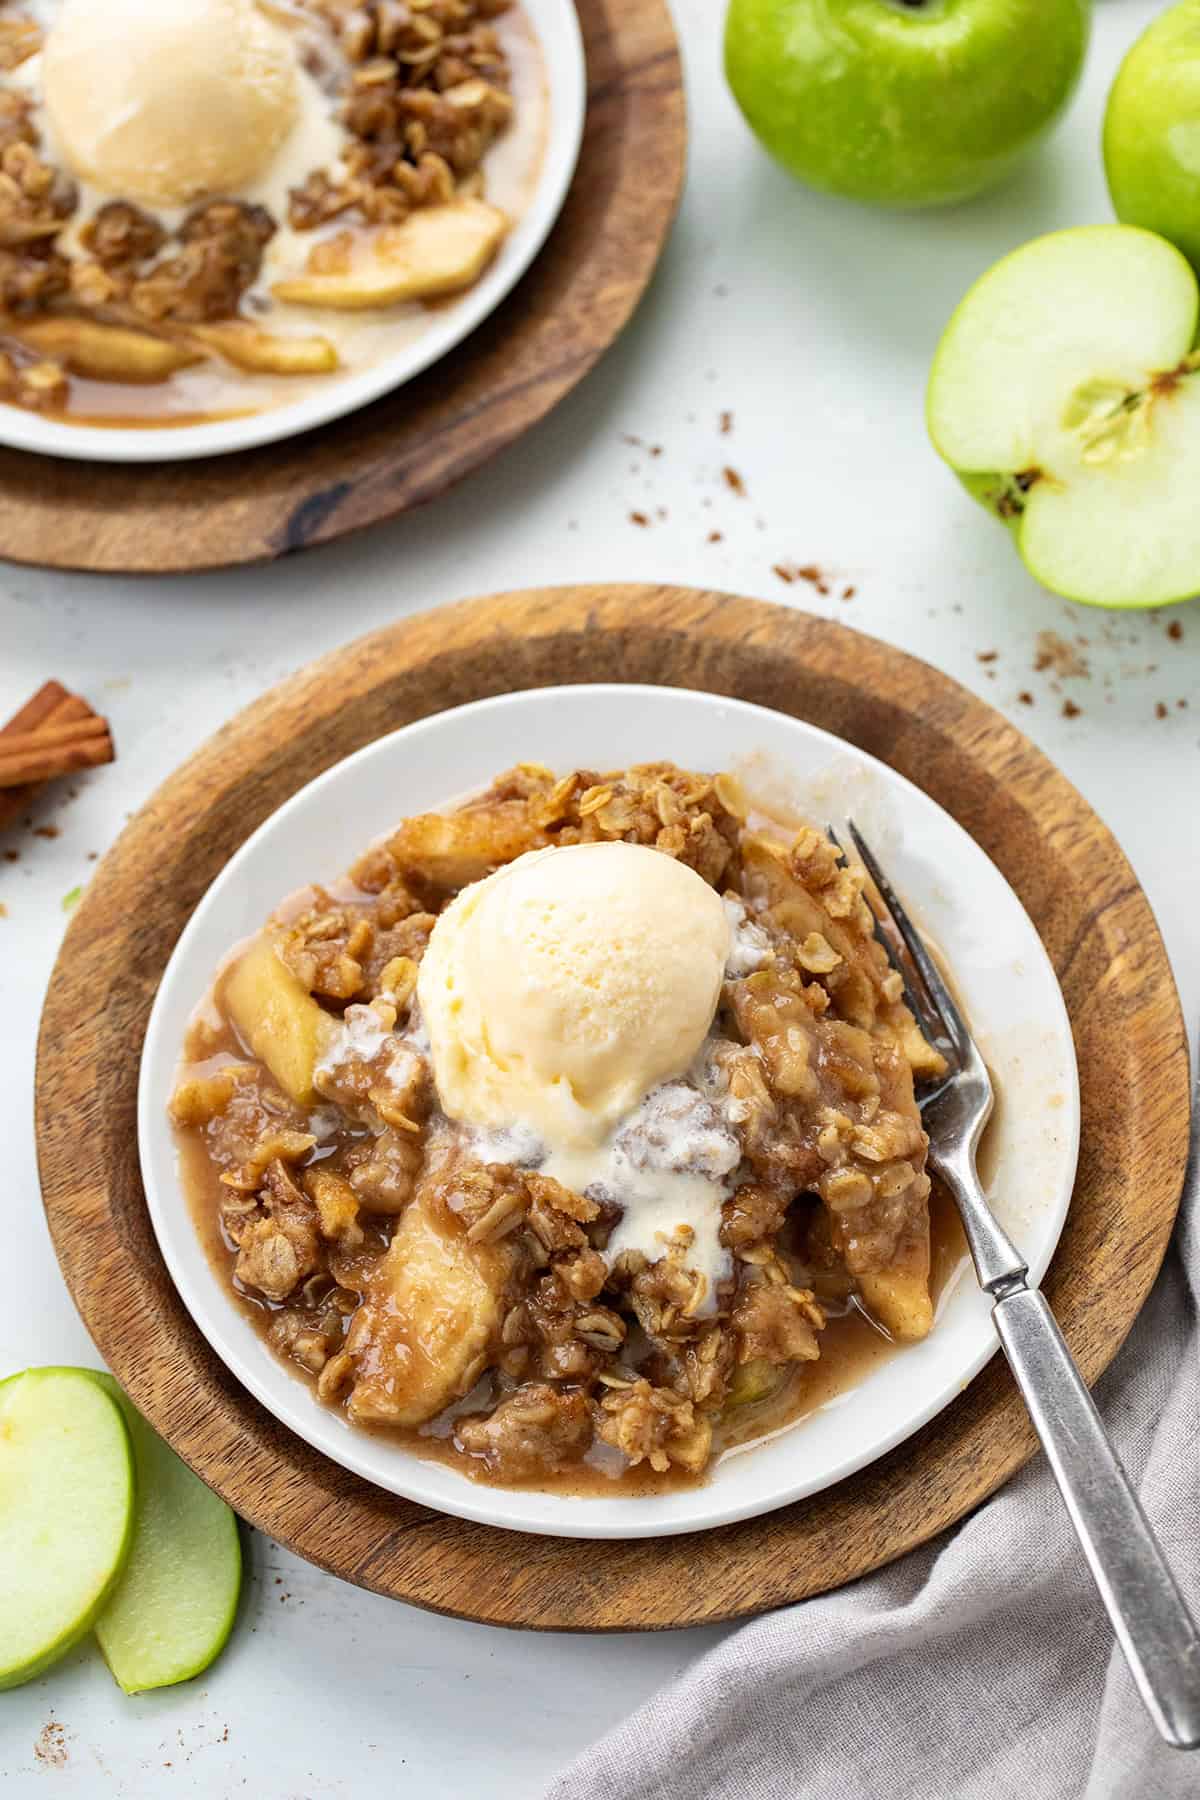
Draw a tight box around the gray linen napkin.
[549,1120,1198,1800]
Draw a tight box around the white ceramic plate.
[0,0,585,464]
[138,685,1080,1539]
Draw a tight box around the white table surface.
[1,2,1196,1792]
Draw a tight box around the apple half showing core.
[927,225,1200,609]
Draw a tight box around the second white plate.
[0,0,585,464]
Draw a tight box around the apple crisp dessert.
[171,763,961,1492]
[0,0,543,426]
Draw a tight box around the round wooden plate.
[37,586,1190,1632]
[0,0,684,576]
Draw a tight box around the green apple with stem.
[1105,0,1200,275]
[927,224,1200,609]
[0,1367,134,1689]
[89,1372,242,1695]
[724,0,1090,209]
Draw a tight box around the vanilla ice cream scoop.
[42,0,300,207]
[417,841,732,1148]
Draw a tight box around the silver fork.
[842,820,1200,1751]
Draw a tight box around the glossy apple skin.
[725,0,1091,208]
[1105,1,1200,274]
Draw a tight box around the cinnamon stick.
[3,716,109,753]
[0,681,116,825]
[0,734,114,789]
[1,713,107,754]
[0,682,66,828]
[2,680,72,734]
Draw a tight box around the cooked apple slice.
[0,1368,134,1691]
[10,317,203,383]
[858,1266,933,1343]
[345,1196,513,1426]
[87,1374,241,1695]
[725,1356,785,1408]
[223,933,338,1106]
[187,321,338,375]
[927,225,1200,609]
[375,801,547,890]
[273,200,509,310]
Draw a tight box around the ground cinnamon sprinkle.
[796,564,831,595]
[720,410,733,435]
[1035,630,1090,679]
[1062,699,1082,719]
[629,511,650,528]
[723,466,745,495]
[34,1719,68,1767]
[707,530,723,543]
[976,650,998,664]
[1167,620,1183,642]
[841,585,855,600]
[776,561,830,592]
[1018,691,1034,706]
[1155,702,1168,720]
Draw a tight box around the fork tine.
[845,819,971,1061]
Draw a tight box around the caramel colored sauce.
[713,1180,966,1473]
[8,364,259,430]
[177,1005,972,1499]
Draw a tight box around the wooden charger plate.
[37,586,1190,1631]
[0,0,684,575]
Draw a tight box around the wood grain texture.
[0,0,684,575]
[35,586,1190,1632]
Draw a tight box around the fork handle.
[992,1283,1200,1749]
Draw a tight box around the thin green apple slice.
[927,225,1200,608]
[89,1373,241,1695]
[0,1367,134,1690]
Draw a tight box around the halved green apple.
[0,1367,134,1690]
[88,1374,241,1695]
[927,225,1200,608]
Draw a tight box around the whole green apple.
[725,0,1091,208]
[1105,0,1200,274]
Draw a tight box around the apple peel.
[1105,0,1200,277]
